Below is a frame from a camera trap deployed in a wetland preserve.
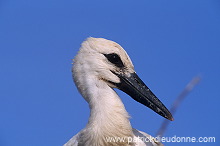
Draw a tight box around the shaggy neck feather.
[76,75,134,145]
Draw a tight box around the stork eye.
[104,53,124,68]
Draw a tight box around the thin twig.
[156,75,201,137]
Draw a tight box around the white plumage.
[64,37,173,146]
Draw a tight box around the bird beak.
[114,72,173,121]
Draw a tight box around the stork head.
[72,37,173,121]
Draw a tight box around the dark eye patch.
[104,53,124,68]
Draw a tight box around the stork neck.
[84,79,134,143]
[88,80,132,129]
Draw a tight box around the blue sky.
[0,0,219,146]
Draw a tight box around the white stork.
[64,37,173,146]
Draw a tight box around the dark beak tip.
[168,116,174,121]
